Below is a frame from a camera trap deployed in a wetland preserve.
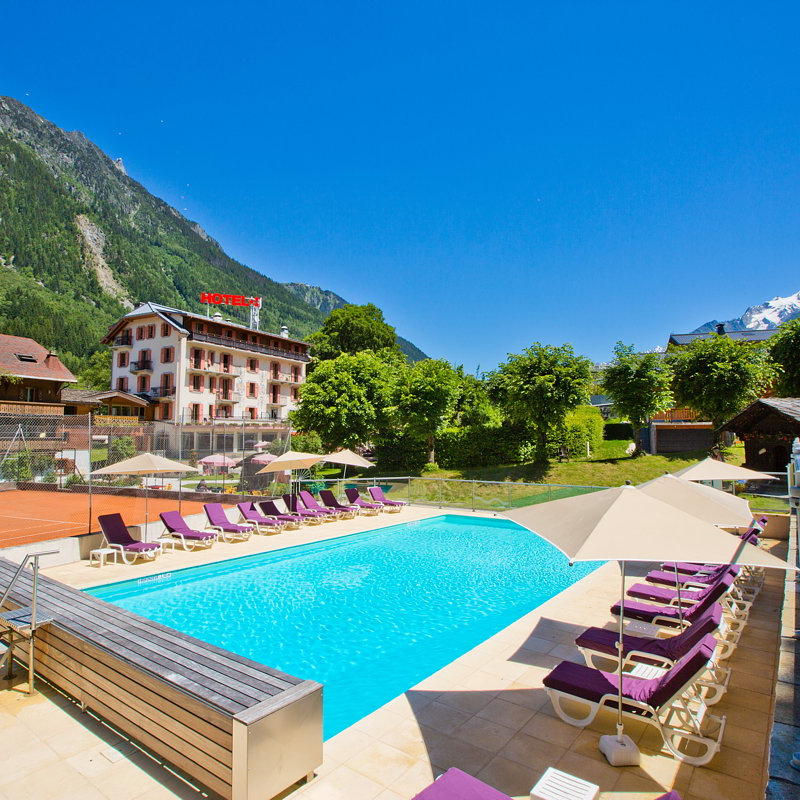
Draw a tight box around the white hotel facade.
[101,301,310,453]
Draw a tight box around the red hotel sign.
[200,292,261,307]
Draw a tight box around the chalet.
[0,334,76,415]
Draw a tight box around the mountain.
[282,282,428,362]
[0,96,426,367]
[692,290,800,333]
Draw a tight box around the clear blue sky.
[4,2,800,371]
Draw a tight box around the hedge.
[604,422,634,440]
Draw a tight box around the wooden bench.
[0,558,322,800]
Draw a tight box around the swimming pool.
[88,514,601,738]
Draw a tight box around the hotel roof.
[0,334,77,383]
[668,329,778,346]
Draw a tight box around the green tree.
[291,351,398,449]
[308,303,401,361]
[77,349,112,390]
[489,343,592,461]
[770,319,800,396]
[670,335,776,434]
[108,435,136,464]
[601,342,674,454]
[451,369,504,428]
[394,359,461,463]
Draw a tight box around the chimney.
[715,323,726,336]
[280,325,289,338]
[213,311,223,322]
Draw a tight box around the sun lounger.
[344,488,382,514]
[203,503,253,542]
[298,490,341,518]
[544,635,725,765]
[159,511,217,551]
[98,513,162,564]
[318,489,359,518]
[368,485,406,511]
[629,571,756,611]
[257,500,305,527]
[283,494,328,522]
[576,604,730,704]
[236,502,287,534]
[412,767,513,799]
[645,565,739,588]
[611,573,746,629]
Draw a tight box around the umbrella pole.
[178,474,182,514]
[598,560,640,766]
[673,564,685,629]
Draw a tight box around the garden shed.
[720,397,800,471]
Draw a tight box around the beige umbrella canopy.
[91,453,198,525]
[91,452,199,476]
[503,484,794,765]
[503,484,787,568]
[255,450,324,474]
[637,473,753,528]
[322,449,374,469]
[673,457,775,482]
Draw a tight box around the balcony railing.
[188,361,239,375]
[650,408,702,422]
[185,415,287,425]
[145,387,176,399]
[269,373,304,384]
[190,331,311,362]
[216,391,242,403]
[114,336,133,347]
[129,359,153,373]
[92,414,145,426]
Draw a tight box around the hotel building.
[101,301,310,453]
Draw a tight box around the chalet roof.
[102,301,309,347]
[61,388,149,407]
[669,329,778,346]
[720,397,800,433]
[0,335,76,383]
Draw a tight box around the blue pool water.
[88,515,600,738]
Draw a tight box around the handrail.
[0,550,59,630]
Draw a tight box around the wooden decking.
[0,558,323,800]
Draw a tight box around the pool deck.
[0,505,791,800]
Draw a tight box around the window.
[161,322,171,337]
[161,346,174,363]
[291,387,299,401]
[137,375,150,393]
[15,353,37,363]
[208,404,215,419]
[161,403,172,421]
[191,374,203,391]
[147,324,156,339]
[116,377,129,392]
[247,382,257,397]
[136,326,145,340]
[191,404,202,423]
[117,352,128,367]
[248,407,258,420]
[209,377,217,393]
[196,322,204,333]
[161,373,173,391]
[247,358,258,372]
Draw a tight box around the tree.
[290,351,398,449]
[601,342,674,453]
[307,303,401,361]
[108,435,136,465]
[394,359,462,463]
[489,343,592,461]
[770,319,800,396]
[77,349,112,390]
[670,335,776,434]
[451,369,503,428]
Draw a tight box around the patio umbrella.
[253,441,271,450]
[199,453,237,468]
[503,484,793,766]
[255,450,324,494]
[250,452,278,465]
[91,453,198,527]
[673,457,775,482]
[322,448,374,483]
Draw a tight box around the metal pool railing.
[305,476,607,512]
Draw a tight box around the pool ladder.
[0,551,57,695]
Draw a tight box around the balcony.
[190,331,311,362]
[129,359,153,373]
[650,408,701,422]
[187,361,241,375]
[114,335,133,347]
[215,391,242,403]
[144,387,176,400]
[269,372,304,384]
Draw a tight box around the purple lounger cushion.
[99,513,161,552]
[576,604,722,662]
[204,503,253,532]
[237,502,283,527]
[544,635,716,708]
[344,488,382,509]
[412,768,512,800]
[258,501,300,523]
[627,582,709,604]
[612,574,734,623]
[656,793,682,800]
[160,511,215,540]
[646,565,739,587]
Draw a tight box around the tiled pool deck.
[0,506,792,800]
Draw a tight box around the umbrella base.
[599,733,640,766]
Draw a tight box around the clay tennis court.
[0,489,212,548]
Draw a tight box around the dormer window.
[15,353,37,363]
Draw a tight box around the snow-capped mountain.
[692,290,800,333]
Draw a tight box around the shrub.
[604,422,634,440]
[435,424,536,469]
[548,406,605,458]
